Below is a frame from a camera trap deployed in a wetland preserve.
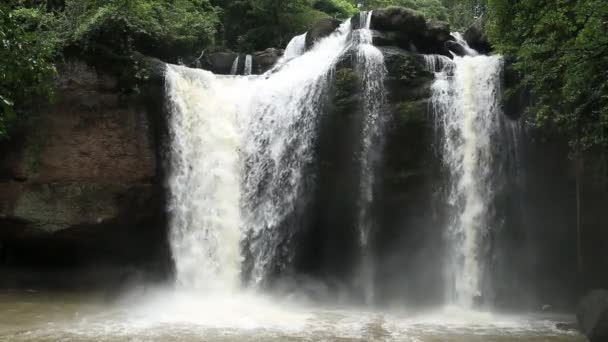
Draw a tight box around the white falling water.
[354,11,387,304]
[427,45,504,307]
[230,55,240,75]
[282,33,307,61]
[165,66,251,291]
[451,32,479,56]
[244,55,253,75]
[243,21,353,285]
[165,21,353,290]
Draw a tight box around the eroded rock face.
[0,60,170,289]
[577,290,608,342]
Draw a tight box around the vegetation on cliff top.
[486,0,608,152]
[2,0,606,153]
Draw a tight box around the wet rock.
[370,7,452,56]
[446,40,468,57]
[253,48,284,74]
[464,17,491,54]
[425,20,451,43]
[577,289,608,342]
[305,18,342,50]
[201,52,239,75]
[371,7,427,34]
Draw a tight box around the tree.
[358,0,449,21]
[214,0,331,51]
[0,4,56,139]
[441,0,485,30]
[55,0,220,58]
[486,0,608,152]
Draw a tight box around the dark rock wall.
[372,48,445,307]
[0,60,171,290]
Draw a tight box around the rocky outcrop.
[0,59,170,289]
[371,7,452,56]
[253,48,284,74]
[200,51,238,75]
[464,17,491,54]
[577,290,608,342]
[195,49,283,75]
[306,18,342,50]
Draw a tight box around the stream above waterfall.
[0,289,583,342]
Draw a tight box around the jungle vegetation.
[1,0,606,156]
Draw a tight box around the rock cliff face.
[0,60,171,289]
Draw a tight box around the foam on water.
[0,290,583,342]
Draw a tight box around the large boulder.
[370,7,451,56]
[371,7,427,34]
[253,48,283,74]
[577,289,608,342]
[445,40,468,57]
[464,17,491,54]
[305,18,342,50]
[201,52,239,75]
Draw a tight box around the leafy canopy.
[358,0,449,21]
[486,0,608,151]
[0,3,56,139]
[56,0,220,58]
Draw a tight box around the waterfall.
[427,42,504,307]
[230,55,240,75]
[165,21,353,290]
[283,33,307,61]
[244,55,253,76]
[165,67,250,291]
[242,21,352,285]
[354,11,387,304]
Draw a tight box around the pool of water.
[0,289,584,341]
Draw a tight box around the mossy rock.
[384,50,433,87]
[333,67,360,114]
[395,99,430,125]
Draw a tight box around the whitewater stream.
[0,290,583,341]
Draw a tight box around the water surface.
[0,290,584,341]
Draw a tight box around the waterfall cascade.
[166,21,353,290]
[165,67,249,291]
[283,33,307,61]
[166,11,510,309]
[354,11,387,304]
[230,56,240,75]
[244,55,253,75]
[427,40,504,308]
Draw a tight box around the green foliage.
[486,0,608,151]
[214,0,332,51]
[441,0,485,30]
[55,0,220,57]
[358,0,449,21]
[0,3,56,140]
[314,0,358,18]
